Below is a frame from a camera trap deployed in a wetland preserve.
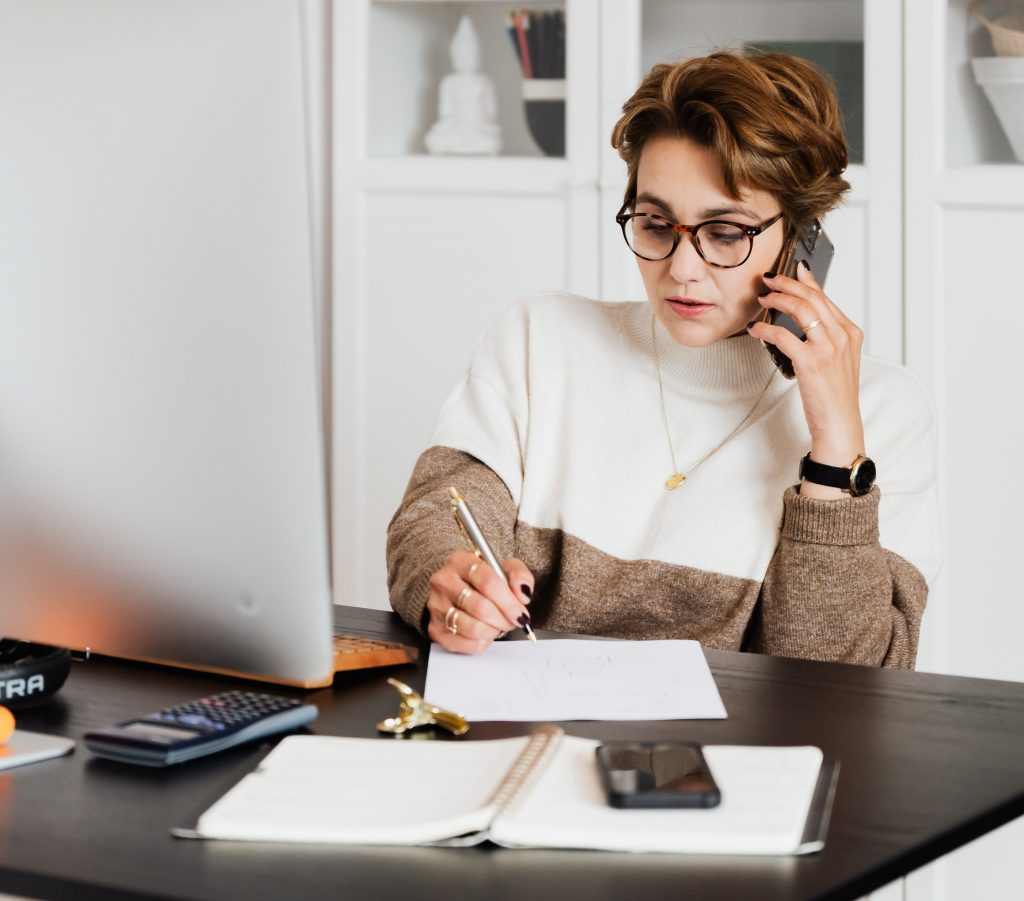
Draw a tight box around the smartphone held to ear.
[596,742,721,809]
[761,219,834,379]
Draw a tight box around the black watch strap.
[799,453,876,497]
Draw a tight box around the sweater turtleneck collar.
[626,303,782,398]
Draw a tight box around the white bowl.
[972,56,1024,162]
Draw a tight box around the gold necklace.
[651,315,776,490]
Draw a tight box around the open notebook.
[175,727,838,855]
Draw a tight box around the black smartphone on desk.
[596,742,721,809]
[761,218,835,379]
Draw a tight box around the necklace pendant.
[664,473,686,491]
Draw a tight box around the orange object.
[0,706,15,744]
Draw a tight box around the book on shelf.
[174,725,838,855]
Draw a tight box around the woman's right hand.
[426,550,534,654]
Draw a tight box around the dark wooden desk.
[2,606,1023,901]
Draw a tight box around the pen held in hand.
[448,486,537,644]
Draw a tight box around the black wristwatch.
[799,453,876,497]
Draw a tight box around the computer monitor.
[0,0,337,686]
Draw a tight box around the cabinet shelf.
[936,165,1024,208]
[368,0,568,159]
[359,155,571,194]
[947,0,1024,166]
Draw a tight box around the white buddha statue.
[424,15,501,156]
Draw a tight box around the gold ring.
[803,319,822,334]
[456,586,473,610]
[444,606,459,635]
[468,562,479,578]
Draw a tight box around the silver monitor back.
[0,0,335,686]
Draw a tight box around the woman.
[387,51,940,668]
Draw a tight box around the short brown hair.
[611,50,850,228]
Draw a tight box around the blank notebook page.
[492,738,824,854]
[195,734,529,844]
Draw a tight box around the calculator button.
[150,691,303,732]
[176,714,210,727]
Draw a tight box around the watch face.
[851,458,876,495]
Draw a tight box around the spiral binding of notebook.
[486,724,564,815]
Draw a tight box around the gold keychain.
[376,678,469,736]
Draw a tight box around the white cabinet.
[906,0,1024,685]
[332,1,600,611]
[904,3,1024,897]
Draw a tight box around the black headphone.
[0,639,71,709]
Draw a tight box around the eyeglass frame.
[615,203,785,269]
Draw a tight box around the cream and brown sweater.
[387,294,941,668]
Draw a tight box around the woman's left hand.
[747,263,866,487]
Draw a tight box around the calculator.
[83,690,318,766]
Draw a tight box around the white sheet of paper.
[0,730,75,771]
[425,639,727,721]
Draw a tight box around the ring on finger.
[468,562,479,579]
[802,318,823,334]
[456,586,473,610]
[444,606,459,635]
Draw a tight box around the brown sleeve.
[386,446,518,634]
[750,486,928,669]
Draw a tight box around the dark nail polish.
[745,320,756,330]
[800,259,810,271]
[763,271,776,279]
[516,612,531,627]
[520,583,533,600]
[757,288,771,297]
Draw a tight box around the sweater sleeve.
[387,447,518,634]
[749,352,937,667]
[386,307,531,634]
[750,365,941,669]
[750,486,928,668]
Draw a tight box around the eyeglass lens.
[623,215,751,267]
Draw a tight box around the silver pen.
[448,486,537,643]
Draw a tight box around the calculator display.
[120,722,201,744]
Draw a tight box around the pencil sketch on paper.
[424,639,728,722]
